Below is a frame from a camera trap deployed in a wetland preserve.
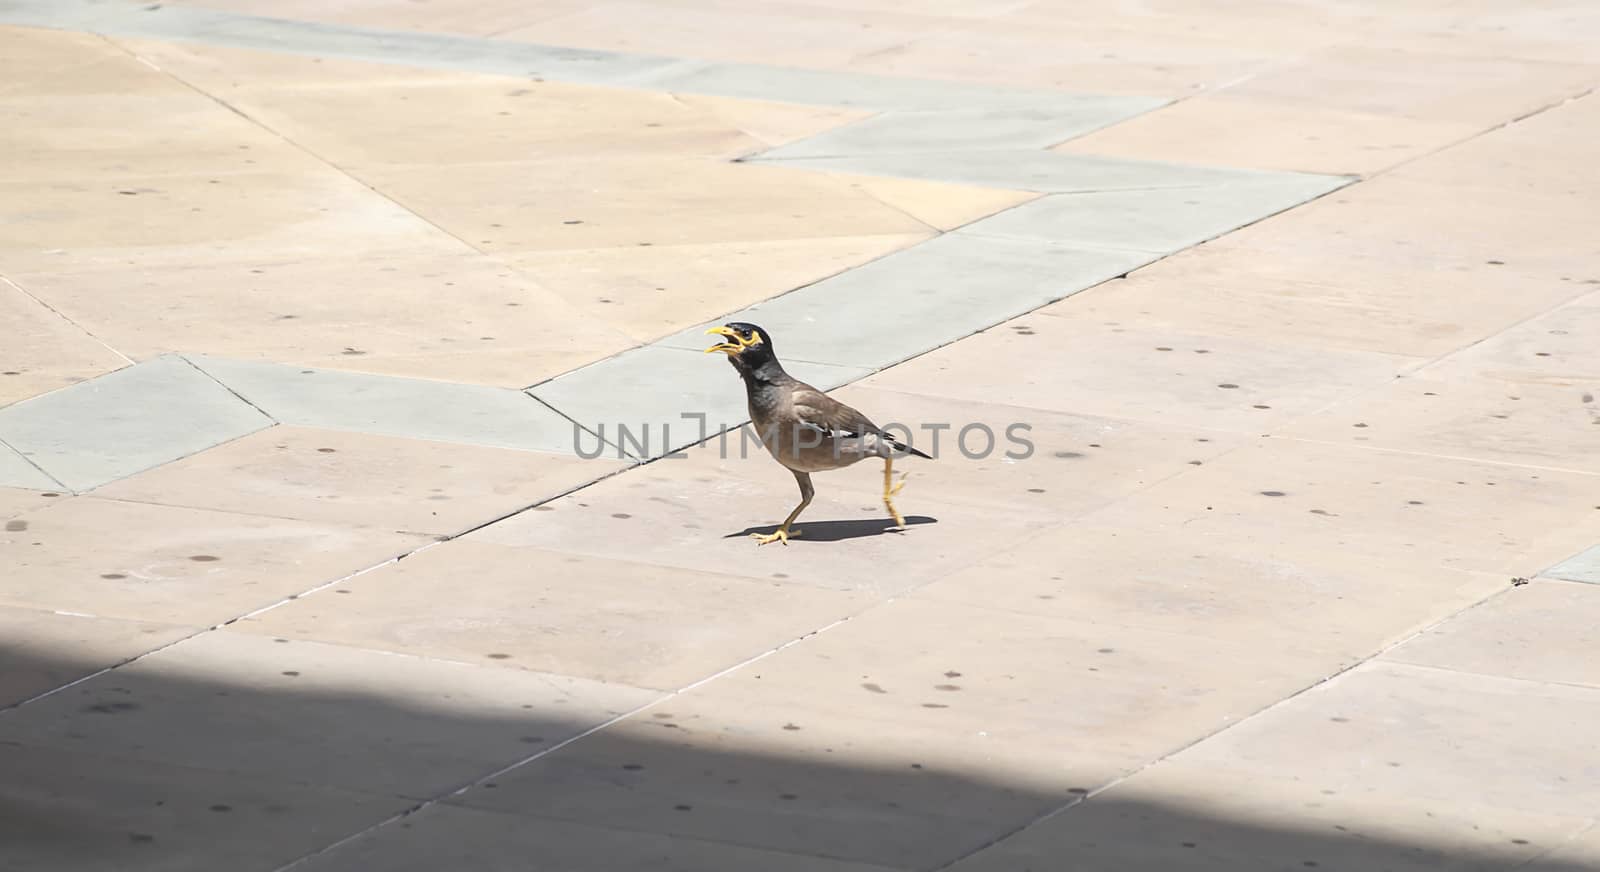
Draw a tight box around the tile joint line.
[926,578,1542,871]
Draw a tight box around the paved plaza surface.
[2,1,1599,869]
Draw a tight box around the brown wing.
[789,385,878,441]
[789,384,933,460]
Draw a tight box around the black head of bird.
[705,322,782,380]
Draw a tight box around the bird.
[705,322,931,546]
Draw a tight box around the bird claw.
[883,501,906,531]
[882,471,909,531]
[751,527,798,546]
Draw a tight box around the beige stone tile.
[0,742,408,872]
[227,78,762,169]
[0,606,193,707]
[465,597,1333,868]
[860,305,1421,433]
[846,20,1276,95]
[297,803,901,872]
[93,427,623,535]
[505,234,924,342]
[816,385,1250,519]
[1220,173,1597,283]
[1087,437,1600,577]
[0,281,128,408]
[358,158,932,255]
[1385,90,1600,203]
[1279,374,1600,474]
[1384,581,1600,689]
[996,1,1348,50]
[1420,296,1600,383]
[0,496,430,625]
[844,175,1037,231]
[234,538,871,690]
[1277,298,1600,470]
[0,92,322,182]
[497,0,946,68]
[0,486,67,519]
[1175,661,1600,817]
[0,27,179,98]
[1225,46,1599,126]
[468,441,1048,596]
[675,93,868,149]
[803,0,1030,15]
[0,170,462,273]
[952,761,1593,872]
[0,630,660,797]
[1056,231,1585,359]
[1338,177,1600,271]
[913,522,1506,660]
[1333,2,1600,65]
[0,26,117,74]
[704,595,1335,769]
[1054,94,1480,175]
[14,253,635,387]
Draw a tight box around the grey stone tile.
[0,440,59,491]
[656,233,1157,369]
[0,0,119,30]
[1546,544,1600,584]
[529,346,870,460]
[295,803,902,872]
[189,355,580,455]
[0,742,408,872]
[0,630,661,798]
[0,356,271,493]
[758,103,1165,160]
[0,2,1137,115]
[962,173,1352,253]
[5,0,692,86]
[749,151,1292,193]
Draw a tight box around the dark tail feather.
[894,439,933,460]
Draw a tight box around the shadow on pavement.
[0,639,1585,872]
[725,516,938,542]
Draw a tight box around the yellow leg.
[883,458,907,530]
[753,471,813,546]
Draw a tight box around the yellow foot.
[882,472,909,530]
[883,500,906,531]
[751,527,799,546]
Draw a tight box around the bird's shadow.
[723,516,938,543]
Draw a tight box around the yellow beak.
[704,325,761,355]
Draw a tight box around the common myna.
[706,322,931,546]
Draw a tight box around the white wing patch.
[797,418,859,441]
